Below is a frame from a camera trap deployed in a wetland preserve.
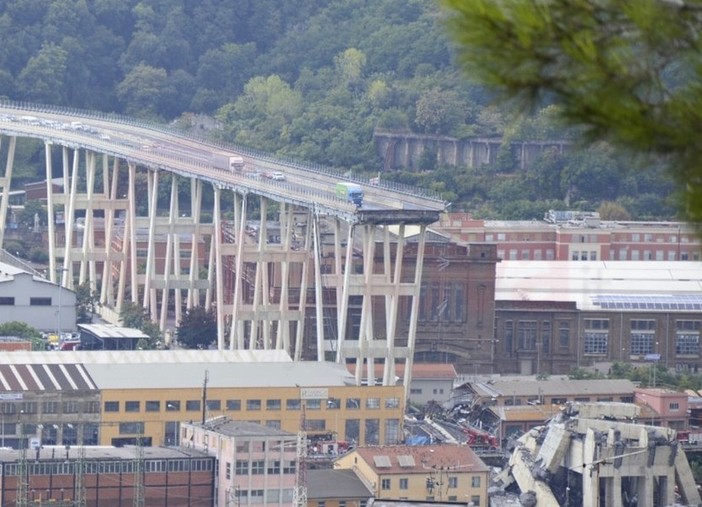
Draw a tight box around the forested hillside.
[0,0,678,219]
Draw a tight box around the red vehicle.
[461,425,499,449]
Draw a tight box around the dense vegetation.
[0,0,679,219]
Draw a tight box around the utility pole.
[201,370,209,424]
[133,428,145,507]
[16,415,28,507]
[74,444,86,507]
[292,401,307,507]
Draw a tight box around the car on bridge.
[270,171,285,181]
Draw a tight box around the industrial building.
[0,262,76,333]
[0,445,214,506]
[0,350,404,450]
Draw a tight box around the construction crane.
[292,401,308,507]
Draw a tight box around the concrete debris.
[502,401,702,507]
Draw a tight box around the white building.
[0,262,76,332]
[180,418,299,507]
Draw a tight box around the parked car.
[271,171,285,181]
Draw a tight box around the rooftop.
[348,444,489,475]
[307,469,373,500]
[469,378,636,399]
[191,418,295,439]
[496,261,702,311]
[0,445,210,462]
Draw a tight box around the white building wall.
[0,273,76,332]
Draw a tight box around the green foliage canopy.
[441,0,702,223]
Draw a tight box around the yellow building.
[0,350,404,451]
[84,353,404,447]
[334,444,489,505]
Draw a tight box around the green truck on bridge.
[335,182,364,207]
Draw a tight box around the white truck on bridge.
[212,152,244,172]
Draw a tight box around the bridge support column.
[0,135,16,251]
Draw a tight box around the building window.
[286,399,301,410]
[206,400,221,411]
[385,419,400,444]
[225,462,231,479]
[104,401,119,412]
[385,398,400,409]
[517,321,537,351]
[119,422,144,435]
[453,283,464,322]
[251,460,265,474]
[381,478,391,490]
[226,399,241,411]
[42,401,58,414]
[266,420,281,429]
[472,476,481,487]
[448,476,458,488]
[266,399,281,410]
[125,401,140,413]
[400,478,408,489]
[670,402,680,410]
[345,419,360,442]
[541,321,551,355]
[327,398,341,409]
[305,399,321,410]
[165,400,180,411]
[504,321,513,354]
[283,460,296,474]
[185,400,201,411]
[30,297,51,306]
[471,495,481,506]
[630,320,656,356]
[247,399,261,411]
[145,401,160,412]
[676,320,700,356]
[0,297,14,305]
[306,419,326,431]
[584,319,609,355]
[346,398,360,410]
[268,460,281,474]
[365,419,379,445]
[235,460,248,475]
[410,388,422,395]
[366,398,380,409]
[62,401,79,414]
[558,322,570,348]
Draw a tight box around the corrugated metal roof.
[85,361,355,389]
[496,261,702,311]
[78,323,148,339]
[471,378,635,398]
[0,363,96,392]
[0,349,291,364]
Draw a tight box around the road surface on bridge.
[0,102,446,224]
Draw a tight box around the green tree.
[176,306,217,349]
[441,0,702,223]
[17,199,46,229]
[0,321,44,350]
[75,281,98,324]
[17,42,68,103]
[597,201,631,221]
[119,301,161,349]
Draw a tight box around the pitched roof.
[347,362,457,381]
[470,378,635,398]
[307,469,372,500]
[348,444,489,475]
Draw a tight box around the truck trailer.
[335,182,364,207]
[212,152,244,172]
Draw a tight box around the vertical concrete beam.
[312,214,325,360]
[212,186,224,349]
[44,141,56,278]
[403,225,426,400]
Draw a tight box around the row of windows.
[229,459,296,477]
[380,476,480,490]
[0,297,54,306]
[105,397,401,414]
[496,248,700,262]
[3,458,212,476]
[583,332,700,356]
[0,401,99,416]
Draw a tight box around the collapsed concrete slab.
[502,402,702,507]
